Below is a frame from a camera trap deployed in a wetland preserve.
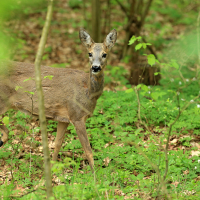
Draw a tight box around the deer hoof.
[0,140,3,147]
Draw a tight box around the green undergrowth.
[1,73,200,199]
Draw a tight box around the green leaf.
[55,185,66,192]
[136,36,142,41]
[125,88,134,93]
[23,77,32,82]
[3,116,9,125]
[42,54,49,60]
[141,84,148,92]
[136,84,142,89]
[154,72,162,76]
[142,43,146,49]
[129,36,142,45]
[170,59,179,69]
[135,43,142,50]
[156,59,160,64]
[147,54,156,66]
[151,91,166,100]
[25,91,34,95]
[15,86,23,91]
[128,36,136,45]
[135,128,143,135]
[151,92,159,100]
[44,75,54,80]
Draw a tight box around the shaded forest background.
[1,0,199,87]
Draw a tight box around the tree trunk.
[122,0,137,58]
[34,0,54,198]
[119,0,160,85]
[92,0,101,42]
[82,0,87,28]
[107,0,111,32]
[129,56,161,85]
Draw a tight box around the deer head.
[79,28,117,75]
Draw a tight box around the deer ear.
[103,29,117,50]
[79,28,95,50]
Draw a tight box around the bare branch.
[34,0,54,198]
[82,0,87,26]
[178,67,186,84]
[135,87,150,132]
[196,11,200,78]
[130,0,136,18]
[163,93,200,181]
[92,0,101,42]
[142,37,157,59]
[132,142,170,198]
[198,11,200,63]
[136,0,143,16]
[116,0,129,18]
[107,0,111,31]
[140,0,153,27]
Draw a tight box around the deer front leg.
[52,122,69,161]
[0,123,9,147]
[73,120,94,171]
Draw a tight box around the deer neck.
[88,70,104,99]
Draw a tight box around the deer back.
[0,61,97,123]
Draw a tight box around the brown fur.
[0,29,117,170]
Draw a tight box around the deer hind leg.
[0,123,9,147]
[73,120,94,171]
[0,96,9,147]
[52,121,69,161]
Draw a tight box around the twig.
[134,84,200,198]
[82,0,87,27]
[197,11,200,64]
[10,189,37,198]
[163,93,200,181]
[115,0,129,18]
[132,142,170,199]
[130,0,136,19]
[178,67,186,84]
[107,0,111,32]
[197,11,200,78]
[142,37,157,59]
[34,0,54,198]
[140,0,153,27]
[136,0,143,17]
[135,87,150,132]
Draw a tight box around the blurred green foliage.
[164,31,199,67]
[0,32,12,60]
[68,0,82,9]
[146,0,200,50]
[0,0,47,20]
[0,0,47,65]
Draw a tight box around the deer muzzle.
[91,65,101,74]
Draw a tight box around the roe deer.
[0,28,117,170]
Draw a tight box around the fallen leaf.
[191,150,200,157]
[170,138,178,144]
[171,181,179,187]
[103,157,110,166]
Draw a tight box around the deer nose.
[92,65,101,72]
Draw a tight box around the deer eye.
[102,53,107,58]
[88,53,92,57]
